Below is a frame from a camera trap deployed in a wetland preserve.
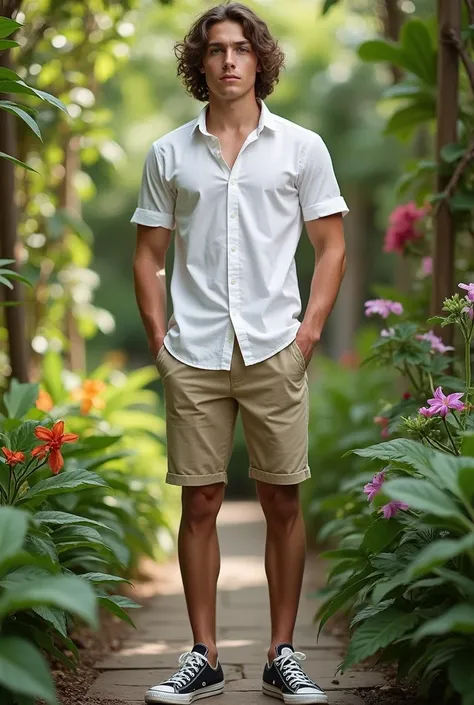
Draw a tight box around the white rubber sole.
[262,682,328,704]
[144,680,224,704]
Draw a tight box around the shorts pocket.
[290,340,307,373]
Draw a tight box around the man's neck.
[205,93,261,135]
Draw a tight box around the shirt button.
[231,246,236,252]
[231,278,236,285]
[230,212,236,219]
[230,179,236,185]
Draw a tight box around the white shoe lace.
[274,650,318,690]
[166,651,208,689]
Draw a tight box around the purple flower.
[419,406,434,417]
[363,471,385,501]
[381,501,409,519]
[425,386,465,417]
[365,299,404,319]
[462,305,474,320]
[459,282,474,302]
[416,330,454,354]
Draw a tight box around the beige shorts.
[155,339,310,487]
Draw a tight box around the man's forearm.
[301,248,346,342]
[133,254,168,352]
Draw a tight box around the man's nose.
[223,50,235,67]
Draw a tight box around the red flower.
[31,420,79,474]
[403,392,411,400]
[2,447,25,466]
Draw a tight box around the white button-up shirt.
[131,99,348,370]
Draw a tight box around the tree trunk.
[59,133,86,373]
[431,0,460,348]
[0,49,29,383]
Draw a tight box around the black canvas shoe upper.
[263,643,326,696]
[149,643,224,696]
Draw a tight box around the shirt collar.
[191,98,278,136]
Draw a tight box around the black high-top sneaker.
[262,642,328,704]
[144,643,224,703]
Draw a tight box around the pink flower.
[421,256,432,277]
[381,501,409,519]
[425,386,465,417]
[373,416,389,427]
[384,202,427,254]
[459,282,474,302]
[462,305,474,320]
[416,330,454,354]
[363,471,385,501]
[381,427,390,438]
[419,406,434,417]
[365,299,404,319]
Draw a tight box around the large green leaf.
[415,605,474,639]
[0,18,22,39]
[80,572,132,586]
[0,103,42,140]
[0,575,98,626]
[383,478,465,522]
[400,19,437,85]
[315,567,375,635]
[358,40,404,66]
[0,68,19,81]
[35,510,118,534]
[0,40,19,50]
[32,605,67,637]
[0,151,38,172]
[405,535,474,579]
[18,468,109,504]
[53,525,115,556]
[4,380,39,420]
[10,420,42,455]
[0,507,29,565]
[0,636,57,704]
[98,595,138,628]
[385,103,435,135]
[342,609,419,670]
[362,517,403,554]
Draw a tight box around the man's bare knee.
[181,483,225,525]
[256,481,300,524]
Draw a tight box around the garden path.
[87,500,384,704]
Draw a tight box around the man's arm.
[295,213,346,364]
[132,223,172,361]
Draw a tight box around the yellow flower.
[36,389,54,412]
[70,379,106,415]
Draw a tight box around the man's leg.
[178,482,226,668]
[256,481,306,664]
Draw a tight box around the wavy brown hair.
[174,2,285,102]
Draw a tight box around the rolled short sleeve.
[298,134,349,222]
[130,145,176,229]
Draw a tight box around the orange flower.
[2,447,25,466]
[31,420,79,474]
[36,389,54,412]
[70,379,106,414]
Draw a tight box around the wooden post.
[432,0,461,343]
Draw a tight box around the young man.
[131,3,348,703]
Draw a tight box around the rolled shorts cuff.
[165,470,228,486]
[248,464,311,485]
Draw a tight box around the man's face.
[201,20,260,101]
